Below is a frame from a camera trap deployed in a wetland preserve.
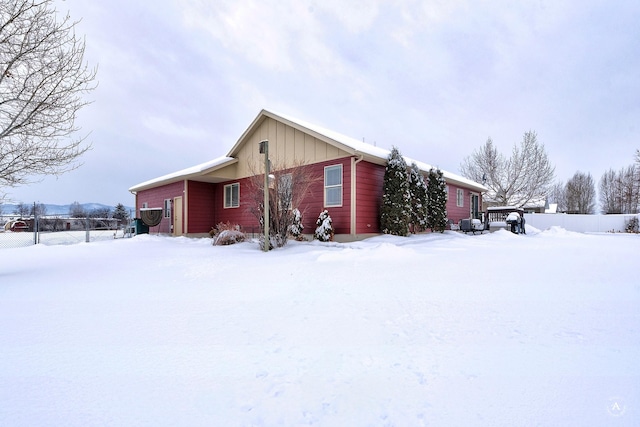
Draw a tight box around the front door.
[470,193,479,219]
[173,196,183,235]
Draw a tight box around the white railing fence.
[524,213,640,233]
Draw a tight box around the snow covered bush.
[314,210,333,242]
[408,162,428,232]
[625,216,639,233]
[289,208,305,240]
[380,146,411,236]
[427,168,448,233]
[210,222,245,245]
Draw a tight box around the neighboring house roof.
[545,203,558,214]
[130,109,487,193]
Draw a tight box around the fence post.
[86,215,90,243]
[33,212,39,245]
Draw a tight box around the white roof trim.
[131,109,487,193]
[129,156,236,192]
[262,109,487,192]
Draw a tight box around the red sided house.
[129,109,486,240]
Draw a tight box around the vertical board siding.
[235,118,352,179]
[136,181,184,234]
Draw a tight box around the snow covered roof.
[129,156,237,192]
[232,109,487,192]
[130,109,487,193]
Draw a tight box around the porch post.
[259,140,269,251]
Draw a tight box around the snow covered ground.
[1,227,639,426]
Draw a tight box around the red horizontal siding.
[211,177,261,234]
[209,158,353,236]
[446,185,471,223]
[356,161,384,234]
[137,158,482,238]
[187,181,216,234]
[297,158,352,235]
[136,181,184,234]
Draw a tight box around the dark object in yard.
[506,212,524,234]
[459,218,484,234]
[140,208,163,227]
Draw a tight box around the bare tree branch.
[565,171,596,214]
[460,131,554,207]
[0,0,97,193]
[245,158,321,248]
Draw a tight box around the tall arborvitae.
[408,162,428,232]
[427,168,448,233]
[380,146,411,236]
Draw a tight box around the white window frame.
[163,199,171,218]
[456,188,464,207]
[445,185,449,201]
[224,183,240,208]
[142,202,148,209]
[324,164,343,207]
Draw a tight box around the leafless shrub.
[246,159,320,249]
[210,222,245,246]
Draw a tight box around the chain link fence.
[1,215,133,249]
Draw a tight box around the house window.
[445,185,449,201]
[324,164,342,207]
[224,183,240,208]
[456,188,464,207]
[142,202,148,209]
[164,199,171,218]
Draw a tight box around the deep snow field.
[1,227,639,426]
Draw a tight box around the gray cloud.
[6,0,639,207]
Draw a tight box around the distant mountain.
[0,202,135,216]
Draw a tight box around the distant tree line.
[550,151,640,214]
[8,202,129,220]
[462,131,640,214]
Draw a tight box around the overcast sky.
[5,0,640,208]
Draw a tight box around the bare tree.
[0,0,97,194]
[565,171,596,214]
[599,169,618,214]
[30,202,46,217]
[599,166,639,214]
[460,132,555,207]
[548,181,567,213]
[69,201,86,218]
[13,201,29,217]
[89,206,111,219]
[246,159,320,248]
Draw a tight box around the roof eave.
[227,109,359,158]
[129,157,238,193]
